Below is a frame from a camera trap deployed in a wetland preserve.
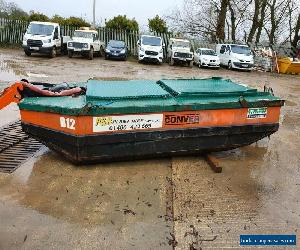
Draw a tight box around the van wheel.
[68,50,73,58]
[169,58,174,66]
[189,61,193,67]
[228,61,233,70]
[50,47,56,58]
[88,47,94,60]
[24,50,31,56]
[99,46,104,57]
[198,61,202,68]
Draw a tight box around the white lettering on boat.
[60,117,76,130]
[93,114,163,133]
[247,108,267,119]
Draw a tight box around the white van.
[137,35,164,64]
[216,44,254,70]
[22,21,70,58]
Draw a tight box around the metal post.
[93,0,96,28]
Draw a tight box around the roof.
[217,43,249,47]
[198,48,215,50]
[74,29,98,33]
[170,38,190,42]
[141,35,162,39]
[29,21,59,26]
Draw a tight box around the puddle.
[0,58,27,82]
[285,100,297,107]
[27,72,49,78]
[0,151,172,226]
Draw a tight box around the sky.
[7,0,183,29]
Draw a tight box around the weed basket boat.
[0,77,284,164]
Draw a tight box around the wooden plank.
[205,154,223,173]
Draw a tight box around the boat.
[0,77,285,164]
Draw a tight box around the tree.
[51,14,66,25]
[292,14,300,48]
[255,0,268,43]
[226,0,249,42]
[105,15,139,31]
[28,11,49,22]
[64,16,90,27]
[166,0,219,41]
[148,15,168,33]
[263,0,295,45]
[0,0,28,20]
[216,0,229,41]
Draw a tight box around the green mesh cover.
[19,78,284,115]
[86,80,171,100]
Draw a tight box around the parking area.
[0,48,299,249]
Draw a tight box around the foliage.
[51,14,66,25]
[105,15,139,31]
[0,0,28,20]
[51,15,91,27]
[28,11,49,22]
[166,0,300,45]
[148,15,168,33]
[64,16,90,27]
[0,0,91,27]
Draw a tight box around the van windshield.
[108,40,125,48]
[231,45,251,55]
[27,23,54,36]
[173,41,190,48]
[142,36,161,46]
[73,31,93,38]
[202,49,217,56]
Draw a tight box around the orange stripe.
[20,107,281,135]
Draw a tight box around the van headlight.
[159,49,163,53]
[68,42,73,47]
[23,37,28,42]
[43,39,51,44]
[120,49,126,54]
[140,47,144,52]
[105,48,110,53]
[83,43,88,48]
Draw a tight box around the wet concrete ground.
[0,48,299,249]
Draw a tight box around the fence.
[0,18,297,58]
[0,18,172,56]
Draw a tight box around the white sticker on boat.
[247,108,267,119]
[60,117,76,130]
[93,114,163,133]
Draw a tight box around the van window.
[93,34,97,41]
[231,45,251,55]
[54,27,59,39]
[141,36,162,46]
[220,45,226,54]
[26,23,54,36]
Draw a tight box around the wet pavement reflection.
[0,48,299,249]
